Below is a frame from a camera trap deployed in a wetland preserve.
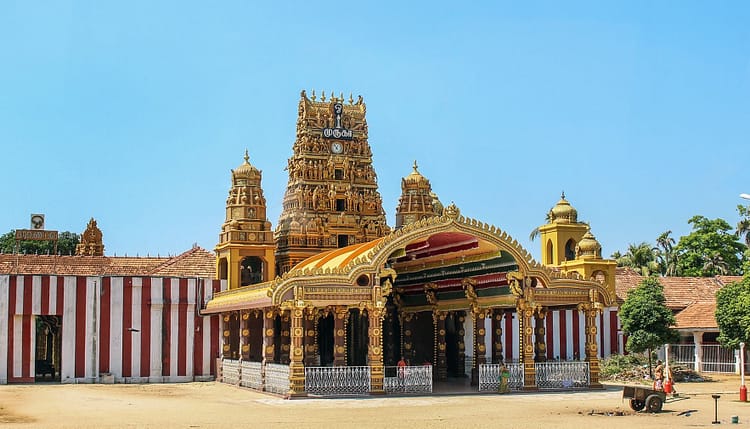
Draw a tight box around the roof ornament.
[443,202,460,220]
[561,190,566,200]
[413,160,419,172]
[244,149,250,164]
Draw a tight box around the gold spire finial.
[413,160,419,172]
[311,89,316,101]
[340,92,344,102]
[321,90,326,102]
[561,191,566,200]
[244,149,250,164]
[349,93,354,105]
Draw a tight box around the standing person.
[654,360,665,391]
[398,356,407,382]
[499,363,510,394]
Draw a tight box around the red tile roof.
[674,301,718,330]
[0,246,216,278]
[614,267,729,310]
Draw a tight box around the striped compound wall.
[0,275,226,384]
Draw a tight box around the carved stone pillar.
[491,309,505,364]
[303,307,317,366]
[280,311,291,364]
[518,301,537,390]
[368,306,386,394]
[456,311,466,377]
[240,311,251,361]
[222,313,232,359]
[288,306,306,397]
[534,308,547,362]
[334,306,348,366]
[582,303,602,387]
[471,308,487,386]
[435,310,447,381]
[262,308,275,365]
[401,312,414,362]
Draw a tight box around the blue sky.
[1,1,748,261]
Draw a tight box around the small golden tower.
[274,90,390,274]
[538,193,616,289]
[395,161,442,229]
[215,150,275,290]
[75,218,104,256]
[537,193,589,266]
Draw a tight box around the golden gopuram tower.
[394,161,443,229]
[274,90,390,274]
[215,151,275,290]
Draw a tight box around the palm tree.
[703,251,729,276]
[617,242,659,276]
[529,211,552,242]
[736,204,750,247]
[654,230,678,276]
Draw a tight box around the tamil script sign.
[15,229,58,241]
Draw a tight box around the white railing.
[702,345,736,373]
[478,363,524,392]
[383,365,433,394]
[264,363,290,395]
[240,361,263,390]
[221,359,240,385]
[534,361,589,389]
[669,344,696,368]
[305,366,371,396]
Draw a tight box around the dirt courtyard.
[1,376,749,428]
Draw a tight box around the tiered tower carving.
[215,151,275,290]
[395,161,443,229]
[76,218,104,256]
[274,90,390,274]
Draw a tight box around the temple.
[201,91,619,396]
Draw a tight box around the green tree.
[715,255,750,348]
[616,242,659,276]
[654,230,678,276]
[0,230,80,255]
[619,276,678,376]
[675,216,745,276]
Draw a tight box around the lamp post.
[741,342,747,402]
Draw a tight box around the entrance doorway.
[317,313,334,366]
[347,309,368,366]
[445,312,464,377]
[35,315,61,382]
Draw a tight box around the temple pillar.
[368,306,385,394]
[262,308,276,365]
[303,307,317,367]
[471,308,487,386]
[518,301,537,390]
[401,312,414,363]
[434,310,447,381]
[534,308,547,362]
[334,306,348,366]
[288,306,306,397]
[491,309,505,364]
[222,313,232,359]
[456,311,466,377]
[280,311,291,364]
[582,303,603,387]
[240,311,251,361]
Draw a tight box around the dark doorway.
[382,303,401,367]
[240,257,264,286]
[317,313,334,366]
[35,315,61,382]
[411,311,435,365]
[337,235,348,248]
[228,312,240,359]
[347,309,369,366]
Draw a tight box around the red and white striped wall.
[0,274,226,384]
[472,307,622,361]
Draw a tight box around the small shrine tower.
[215,151,275,290]
[537,193,616,289]
[274,90,390,274]
[395,161,443,229]
[75,218,104,256]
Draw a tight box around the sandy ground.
[1,376,749,429]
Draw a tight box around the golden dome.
[232,150,260,180]
[403,160,430,187]
[575,230,602,259]
[549,192,578,224]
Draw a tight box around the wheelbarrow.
[622,385,667,413]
